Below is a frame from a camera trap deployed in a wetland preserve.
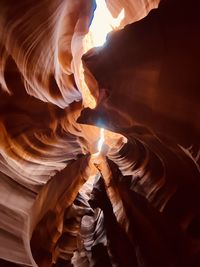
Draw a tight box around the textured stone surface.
[0,0,199,266]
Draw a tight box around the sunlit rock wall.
[0,0,199,266]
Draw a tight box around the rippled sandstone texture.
[0,0,200,266]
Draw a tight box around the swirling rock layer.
[0,0,199,266]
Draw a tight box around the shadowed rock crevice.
[0,0,199,266]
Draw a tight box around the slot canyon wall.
[0,0,199,266]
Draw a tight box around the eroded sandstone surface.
[0,0,199,266]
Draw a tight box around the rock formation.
[0,0,199,266]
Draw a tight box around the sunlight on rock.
[89,0,125,47]
[81,0,124,108]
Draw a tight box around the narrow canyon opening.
[0,0,200,267]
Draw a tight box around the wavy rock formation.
[0,0,199,266]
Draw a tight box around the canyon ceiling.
[0,0,200,266]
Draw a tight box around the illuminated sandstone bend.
[0,0,200,266]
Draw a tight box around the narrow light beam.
[97,128,105,153]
